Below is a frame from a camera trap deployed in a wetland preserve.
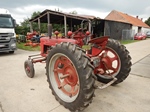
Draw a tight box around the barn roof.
[29,9,98,25]
[105,10,150,28]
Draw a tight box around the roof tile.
[105,10,150,28]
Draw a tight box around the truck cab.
[0,8,17,53]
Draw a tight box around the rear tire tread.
[96,39,132,85]
[46,42,95,111]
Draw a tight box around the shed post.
[38,18,41,33]
[64,15,67,36]
[88,20,91,33]
[29,22,33,32]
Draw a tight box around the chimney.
[136,16,138,18]
[141,18,143,21]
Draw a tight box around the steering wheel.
[71,28,86,38]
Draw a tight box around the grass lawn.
[17,43,40,51]
[17,39,143,51]
[120,40,139,44]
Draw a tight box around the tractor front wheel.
[24,60,35,78]
[46,42,95,111]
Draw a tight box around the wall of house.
[132,26,150,34]
[141,27,150,33]
[132,26,138,33]
[104,21,131,40]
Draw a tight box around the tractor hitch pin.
[60,74,70,79]
[97,77,117,89]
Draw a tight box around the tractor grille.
[0,33,10,43]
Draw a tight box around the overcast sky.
[1,0,150,24]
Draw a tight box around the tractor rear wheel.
[46,42,95,111]
[96,39,132,85]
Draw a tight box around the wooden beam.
[64,15,67,36]
[29,22,33,32]
[38,18,41,32]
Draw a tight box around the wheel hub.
[26,66,30,73]
[98,48,121,76]
[64,67,78,86]
[53,56,79,97]
[102,56,113,70]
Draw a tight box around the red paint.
[30,28,120,80]
[94,47,120,76]
[134,33,147,40]
[40,37,78,56]
[54,56,79,96]
[86,31,90,35]
[67,31,73,36]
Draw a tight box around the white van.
[0,8,16,53]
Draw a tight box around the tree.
[15,18,30,35]
[145,17,150,26]
[31,11,47,33]
[31,11,40,19]
[15,10,76,35]
[15,11,47,35]
[69,11,77,14]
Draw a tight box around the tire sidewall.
[96,39,131,84]
[46,45,88,108]
[24,60,35,78]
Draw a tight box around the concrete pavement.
[0,39,150,112]
[131,54,150,78]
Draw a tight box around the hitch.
[96,77,117,89]
[28,54,46,63]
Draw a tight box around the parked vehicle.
[24,17,132,111]
[17,35,26,43]
[134,33,147,40]
[146,31,150,37]
[0,8,17,53]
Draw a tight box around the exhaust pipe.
[48,24,52,39]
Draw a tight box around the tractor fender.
[88,36,109,45]
[88,36,109,56]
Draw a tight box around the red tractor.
[24,20,131,111]
[24,31,40,47]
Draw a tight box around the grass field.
[17,39,141,51]
[17,43,40,51]
[120,40,139,44]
